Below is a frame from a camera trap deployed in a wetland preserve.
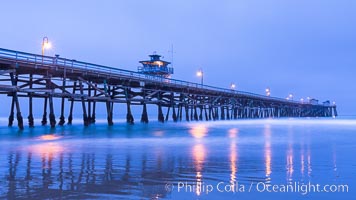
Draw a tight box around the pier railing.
[0,48,307,105]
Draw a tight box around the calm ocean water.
[0,118,355,199]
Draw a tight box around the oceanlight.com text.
[165,181,349,195]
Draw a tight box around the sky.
[0,0,356,115]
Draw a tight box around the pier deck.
[0,48,337,129]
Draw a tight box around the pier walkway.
[0,48,337,130]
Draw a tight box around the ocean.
[0,118,355,199]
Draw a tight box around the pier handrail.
[0,47,319,106]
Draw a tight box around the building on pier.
[310,99,319,105]
[138,53,173,78]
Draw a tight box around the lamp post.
[265,87,271,97]
[42,36,51,56]
[41,36,51,64]
[230,83,236,90]
[196,68,203,85]
[288,94,293,101]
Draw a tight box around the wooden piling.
[58,78,66,126]
[91,84,97,124]
[47,77,56,128]
[104,81,113,126]
[165,106,171,122]
[126,102,134,124]
[158,104,164,123]
[28,74,34,127]
[10,73,23,130]
[172,106,178,122]
[8,97,14,127]
[79,81,89,126]
[87,83,92,124]
[194,106,198,121]
[204,106,209,121]
[41,97,48,126]
[67,81,77,125]
[125,88,134,124]
[221,106,225,120]
[199,106,203,121]
[141,103,149,123]
[185,105,190,122]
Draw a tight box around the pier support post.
[28,74,34,127]
[49,95,56,128]
[58,78,66,126]
[141,103,149,123]
[221,106,225,120]
[91,84,97,124]
[226,106,230,120]
[215,107,219,120]
[41,97,48,126]
[208,106,212,120]
[106,102,113,126]
[193,106,198,121]
[8,98,14,127]
[185,105,190,122]
[126,102,134,124]
[158,104,164,123]
[47,77,56,128]
[67,81,77,125]
[199,107,203,121]
[165,107,171,122]
[125,88,134,124]
[204,106,209,121]
[10,73,23,130]
[179,105,183,121]
[176,105,181,121]
[87,83,92,124]
[172,106,178,122]
[333,106,338,117]
[178,94,184,121]
[104,82,113,126]
[211,107,215,120]
[79,81,89,126]
[233,106,238,119]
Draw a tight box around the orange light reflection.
[192,143,206,196]
[28,142,65,155]
[38,134,62,141]
[264,124,272,181]
[189,125,208,139]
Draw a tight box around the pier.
[0,48,337,130]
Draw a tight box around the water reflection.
[300,143,305,178]
[299,135,312,179]
[192,144,206,196]
[0,120,350,199]
[307,149,312,177]
[189,124,208,139]
[38,134,62,141]
[3,149,176,199]
[28,142,65,155]
[264,125,272,182]
[285,127,294,182]
[228,128,238,185]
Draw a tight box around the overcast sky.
[1,0,355,115]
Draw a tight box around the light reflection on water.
[0,119,355,199]
[264,124,272,182]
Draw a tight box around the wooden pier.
[0,48,337,130]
